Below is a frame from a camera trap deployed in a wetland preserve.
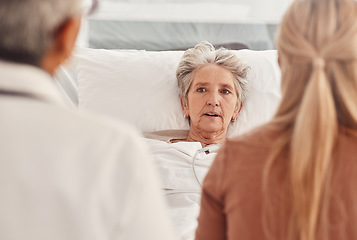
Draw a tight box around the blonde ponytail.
[263,0,357,239]
[289,61,337,240]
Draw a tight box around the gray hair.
[176,41,249,107]
[0,0,81,66]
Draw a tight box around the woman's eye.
[221,89,231,94]
[197,88,206,92]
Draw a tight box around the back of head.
[265,0,357,240]
[0,0,81,66]
[276,0,357,128]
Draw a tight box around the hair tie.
[313,57,325,69]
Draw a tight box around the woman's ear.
[180,96,189,118]
[41,16,81,74]
[232,102,243,121]
[277,54,281,68]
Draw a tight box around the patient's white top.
[145,138,220,240]
[0,61,175,240]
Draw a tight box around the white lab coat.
[0,60,175,240]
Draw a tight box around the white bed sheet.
[145,138,220,240]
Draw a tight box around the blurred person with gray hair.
[0,1,175,240]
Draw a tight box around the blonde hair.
[264,0,357,239]
[176,41,249,107]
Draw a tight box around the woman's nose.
[206,93,220,106]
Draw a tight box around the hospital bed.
[54,47,282,239]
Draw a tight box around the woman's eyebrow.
[192,82,209,87]
[192,82,235,90]
[219,83,235,89]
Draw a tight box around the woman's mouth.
[204,113,220,117]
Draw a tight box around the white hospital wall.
[77,0,294,50]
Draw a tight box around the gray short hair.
[0,0,81,66]
[176,41,249,106]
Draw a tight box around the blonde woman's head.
[264,1,357,240]
[275,0,357,127]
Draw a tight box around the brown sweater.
[196,123,357,240]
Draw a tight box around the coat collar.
[0,60,70,108]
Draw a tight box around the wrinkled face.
[181,64,240,135]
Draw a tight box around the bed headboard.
[54,47,281,137]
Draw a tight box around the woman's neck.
[186,130,226,147]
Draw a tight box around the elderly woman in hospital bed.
[54,38,281,240]
[144,41,249,240]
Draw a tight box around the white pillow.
[73,47,281,137]
[228,49,282,136]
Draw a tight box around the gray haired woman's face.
[181,64,240,136]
